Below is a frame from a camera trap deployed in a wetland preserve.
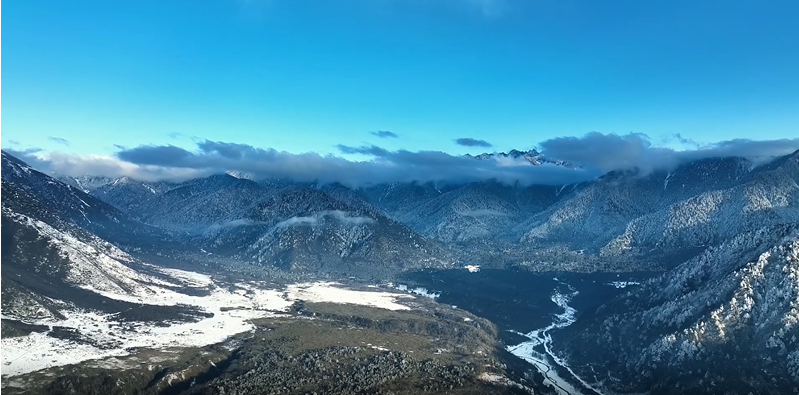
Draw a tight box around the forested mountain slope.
[556,224,799,394]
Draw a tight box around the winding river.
[506,283,604,395]
[400,270,653,395]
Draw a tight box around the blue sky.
[3,0,799,159]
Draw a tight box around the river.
[506,282,604,395]
[398,269,653,395]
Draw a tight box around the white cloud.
[276,211,375,227]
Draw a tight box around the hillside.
[555,224,799,394]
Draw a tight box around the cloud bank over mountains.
[7,133,799,187]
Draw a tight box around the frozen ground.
[1,266,417,377]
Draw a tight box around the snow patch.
[478,372,536,393]
[286,282,414,310]
[606,281,640,289]
[391,284,441,299]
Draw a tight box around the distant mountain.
[0,155,219,271]
[3,153,125,229]
[596,155,799,258]
[362,181,559,243]
[356,182,449,220]
[53,163,455,276]
[57,175,117,193]
[357,151,799,271]
[1,152,172,250]
[517,153,799,265]
[46,148,799,273]
[516,157,757,249]
[58,175,174,213]
[244,187,450,274]
[131,174,272,232]
[556,223,799,394]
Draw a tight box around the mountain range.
[47,149,799,271]
[3,148,799,394]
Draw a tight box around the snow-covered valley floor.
[1,266,417,377]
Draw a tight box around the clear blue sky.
[3,0,798,157]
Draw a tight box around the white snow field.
[1,266,417,377]
[285,282,414,310]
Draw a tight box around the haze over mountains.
[3,144,799,394]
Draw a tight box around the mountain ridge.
[34,149,799,272]
[556,223,799,394]
[3,151,454,277]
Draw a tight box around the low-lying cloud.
[209,219,268,229]
[8,133,799,187]
[276,216,318,228]
[538,132,799,174]
[6,149,212,182]
[276,211,375,228]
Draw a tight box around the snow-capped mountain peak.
[465,149,576,168]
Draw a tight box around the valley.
[507,284,597,395]
[2,148,799,394]
[399,269,655,395]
